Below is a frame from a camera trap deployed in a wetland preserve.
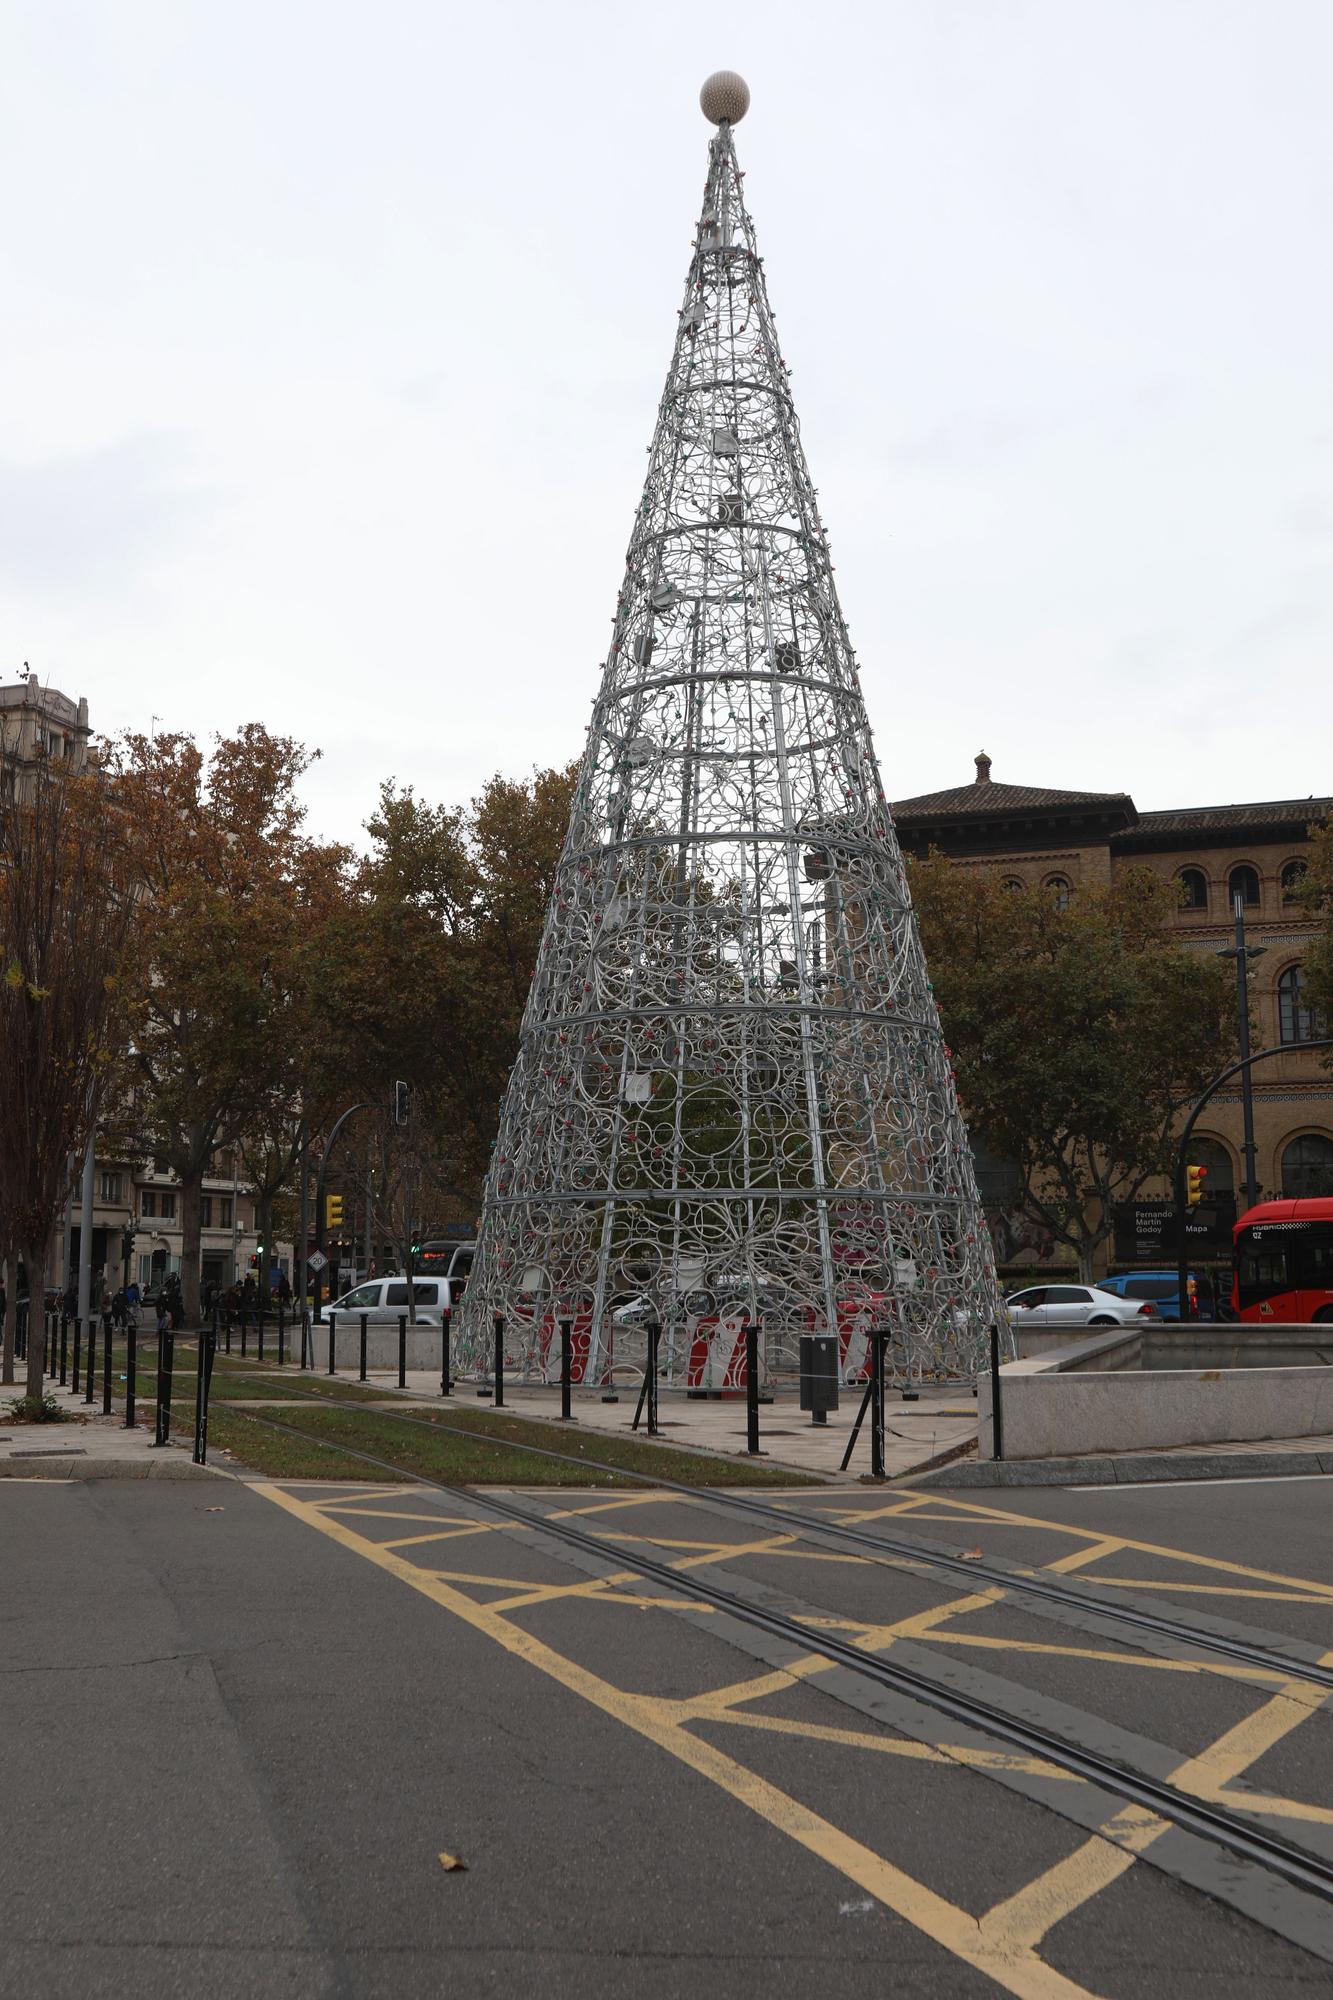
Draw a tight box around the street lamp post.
[1219,893,1266,1213]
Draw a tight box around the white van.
[326,1276,458,1326]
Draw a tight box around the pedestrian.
[100,1288,114,1341]
[276,1270,292,1308]
[126,1277,141,1315]
[155,1294,169,1342]
[112,1288,126,1329]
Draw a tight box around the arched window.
[1001,877,1023,893]
[1281,1134,1333,1199]
[1278,964,1324,1045]
[1228,864,1260,908]
[1281,859,1308,903]
[1045,875,1071,912]
[1177,868,1208,911]
[1186,1136,1235,1196]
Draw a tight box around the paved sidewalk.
[913,1430,1333,1488]
[0,1375,220,1479]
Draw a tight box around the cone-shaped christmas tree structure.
[460,74,1000,1388]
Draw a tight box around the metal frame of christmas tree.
[458,72,1001,1392]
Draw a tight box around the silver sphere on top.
[700,70,750,125]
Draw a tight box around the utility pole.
[1219,894,1265,1213]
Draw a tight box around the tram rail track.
[211,1364,1333,1695]
[232,1399,1333,1914]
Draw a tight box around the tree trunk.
[22,1242,46,1404]
[2,1248,14,1385]
[179,1168,204,1325]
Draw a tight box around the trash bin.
[799,1333,839,1424]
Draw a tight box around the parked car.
[1004,1283,1160,1328]
[326,1276,458,1326]
[1097,1271,1200,1322]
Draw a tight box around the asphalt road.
[3,1470,1332,1999]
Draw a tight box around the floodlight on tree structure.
[458,75,1002,1392]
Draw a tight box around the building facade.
[63,1145,277,1299]
[892,754,1333,1276]
[0,668,92,797]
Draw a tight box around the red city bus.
[1232,1198,1333,1323]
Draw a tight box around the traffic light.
[394,1079,411,1126]
[325,1193,344,1230]
[1186,1165,1208,1208]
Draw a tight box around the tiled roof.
[1118,799,1332,837]
[892,780,1132,819]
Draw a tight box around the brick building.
[892,754,1332,1276]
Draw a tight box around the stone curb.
[906,1448,1333,1488]
[0,1450,226,1481]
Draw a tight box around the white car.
[1004,1283,1160,1328]
[327,1277,456,1326]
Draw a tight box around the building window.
[1177,868,1208,911]
[220,1196,233,1229]
[140,1188,156,1217]
[1281,860,1307,903]
[1044,876,1071,912]
[1281,1134,1333,1199]
[200,1196,213,1228]
[1228,864,1260,908]
[1278,964,1324,1045]
[99,1171,121,1203]
[1000,877,1023,893]
[159,1190,177,1221]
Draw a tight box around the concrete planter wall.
[979,1323,1333,1460]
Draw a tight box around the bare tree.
[0,752,137,1404]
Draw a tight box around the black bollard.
[493,1314,505,1408]
[60,1312,69,1387]
[102,1314,113,1416]
[359,1312,368,1381]
[71,1316,82,1396]
[301,1309,310,1370]
[277,1304,286,1368]
[559,1317,573,1422]
[744,1321,760,1455]
[224,1311,232,1356]
[327,1312,337,1376]
[124,1316,137,1429]
[240,1311,248,1360]
[193,1320,216,1465]
[257,1305,265,1365]
[153,1320,175,1447]
[989,1321,1005,1462]
[398,1314,407,1391]
[870,1328,887,1480]
[440,1309,452,1397]
[84,1321,98,1405]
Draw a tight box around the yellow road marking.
[1045,1542,1125,1575]
[254,1482,1107,2000]
[889,1496,1333,1602]
[702,1709,1079,1785]
[978,1838,1137,1953]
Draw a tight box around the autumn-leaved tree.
[109,726,349,1320]
[311,763,575,1220]
[910,858,1237,1280]
[0,753,137,1400]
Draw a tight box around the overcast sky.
[3,0,1330,848]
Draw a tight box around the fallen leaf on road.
[203,1506,225,1513]
[438,1852,468,1872]
[959,1547,983,1560]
